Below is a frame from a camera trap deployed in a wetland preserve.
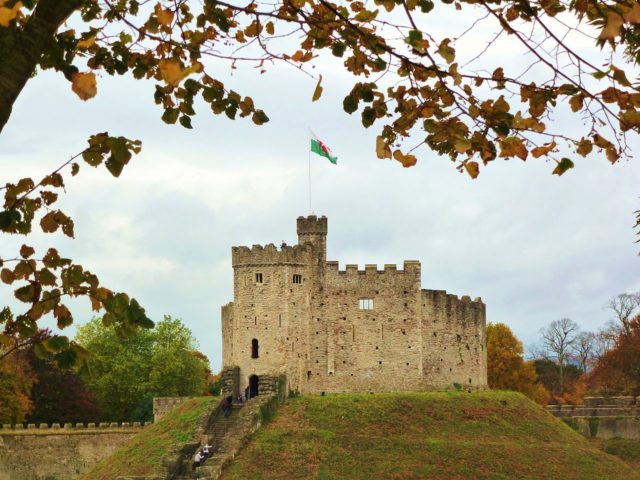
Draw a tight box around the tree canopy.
[75,315,209,421]
[486,322,548,404]
[1,0,640,363]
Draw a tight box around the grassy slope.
[81,397,214,480]
[221,391,639,480]
[594,439,640,469]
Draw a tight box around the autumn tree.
[2,0,640,363]
[486,322,548,404]
[571,331,596,373]
[0,340,35,423]
[538,318,579,395]
[587,314,640,396]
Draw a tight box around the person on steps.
[223,395,233,417]
[201,443,212,465]
[192,450,202,471]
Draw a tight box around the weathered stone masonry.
[221,216,488,395]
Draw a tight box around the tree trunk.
[0,0,84,134]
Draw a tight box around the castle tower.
[297,215,327,263]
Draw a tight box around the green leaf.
[162,108,180,124]
[14,284,35,303]
[312,75,323,102]
[71,162,80,176]
[552,157,574,176]
[44,335,70,352]
[179,115,193,129]
[0,210,21,230]
[343,95,359,114]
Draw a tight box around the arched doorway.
[249,374,259,398]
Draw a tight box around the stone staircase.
[173,397,271,480]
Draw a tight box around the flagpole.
[308,133,312,214]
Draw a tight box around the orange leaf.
[599,11,624,40]
[531,141,556,158]
[155,3,174,27]
[0,1,22,27]
[71,72,97,101]
[393,150,417,168]
[464,161,479,179]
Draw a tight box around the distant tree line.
[0,316,216,424]
[488,290,640,405]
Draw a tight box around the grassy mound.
[221,391,639,480]
[81,397,214,480]
[595,438,640,468]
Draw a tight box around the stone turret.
[297,215,327,262]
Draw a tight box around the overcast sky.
[1,8,639,371]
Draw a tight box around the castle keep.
[221,216,487,395]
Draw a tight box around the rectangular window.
[359,299,373,310]
[293,274,302,284]
[255,273,263,284]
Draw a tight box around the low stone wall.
[153,396,189,422]
[564,417,640,440]
[0,427,144,480]
[221,366,240,399]
[548,396,640,440]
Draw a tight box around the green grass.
[595,439,640,468]
[80,397,215,480]
[221,391,640,480]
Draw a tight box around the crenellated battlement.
[325,260,421,275]
[232,242,313,267]
[297,215,328,235]
[0,421,150,433]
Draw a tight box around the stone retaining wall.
[0,430,141,480]
[547,396,640,440]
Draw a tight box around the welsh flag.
[310,136,338,164]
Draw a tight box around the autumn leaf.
[552,157,574,176]
[19,244,35,259]
[375,135,392,159]
[312,75,323,102]
[0,268,15,285]
[599,11,624,41]
[0,1,22,27]
[76,36,96,50]
[464,161,479,179]
[158,59,184,86]
[499,137,528,161]
[71,72,97,101]
[568,94,583,112]
[437,39,455,64]
[576,138,593,157]
[531,141,556,158]
[622,3,640,23]
[393,150,417,168]
[155,3,174,27]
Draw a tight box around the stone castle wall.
[0,425,144,480]
[221,215,487,395]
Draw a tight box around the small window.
[293,274,302,284]
[255,273,263,284]
[251,338,259,358]
[359,299,374,310]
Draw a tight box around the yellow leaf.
[454,138,471,154]
[155,3,174,27]
[599,11,624,40]
[375,136,392,159]
[393,150,417,168]
[158,59,184,86]
[71,72,97,101]
[463,161,479,179]
[312,75,323,102]
[76,36,96,50]
[0,1,22,27]
[531,141,556,158]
